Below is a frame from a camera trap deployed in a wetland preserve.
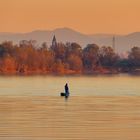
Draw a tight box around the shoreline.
[0,71,139,76]
[0,66,140,76]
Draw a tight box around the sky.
[0,0,140,34]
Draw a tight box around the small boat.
[60,92,70,99]
[60,92,66,96]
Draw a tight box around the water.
[0,74,140,96]
[0,74,140,140]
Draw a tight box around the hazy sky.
[0,0,140,34]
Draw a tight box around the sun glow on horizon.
[0,0,140,34]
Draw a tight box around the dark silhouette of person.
[65,83,69,98]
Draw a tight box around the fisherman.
[65,83,69,98]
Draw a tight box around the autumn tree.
[83,44,100,70]
[66,42,82,58]
[0,40,139,75]
[99,46,119,67]
[0,55,16,73]
[51,59,65,74]
[128,46,140,68]
[52,43,66,62]
[67,54,83,72]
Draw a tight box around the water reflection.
[0,75,140,139]
[0,74,139,96]
[0,96,140,140]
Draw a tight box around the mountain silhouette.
[0,27,140,52]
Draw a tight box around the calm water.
[0,74,140,140]
[0,74,140,96]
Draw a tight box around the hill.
[0,28,140,52]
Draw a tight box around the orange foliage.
[0,56,16,73]
[0,40,138,75]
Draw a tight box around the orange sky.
[0,0,140,34]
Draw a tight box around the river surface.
[0,74,140,140]
[0,74,140,96]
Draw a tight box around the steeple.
[52,35,57,47]
[112,36,115,50]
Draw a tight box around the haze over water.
[0,74,139,96]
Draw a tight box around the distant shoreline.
[0,41,139,75]
[0,69,139,76]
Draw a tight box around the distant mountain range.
[0,27,140,52]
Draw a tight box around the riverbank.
[0,66,139,75]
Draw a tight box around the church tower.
[112,36,115,50]
[52,35,57,48]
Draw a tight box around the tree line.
[0,40,139,74]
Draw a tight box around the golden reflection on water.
[0,96,140,140]
[0,75,140,96]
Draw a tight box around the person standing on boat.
[65,83,69,98]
